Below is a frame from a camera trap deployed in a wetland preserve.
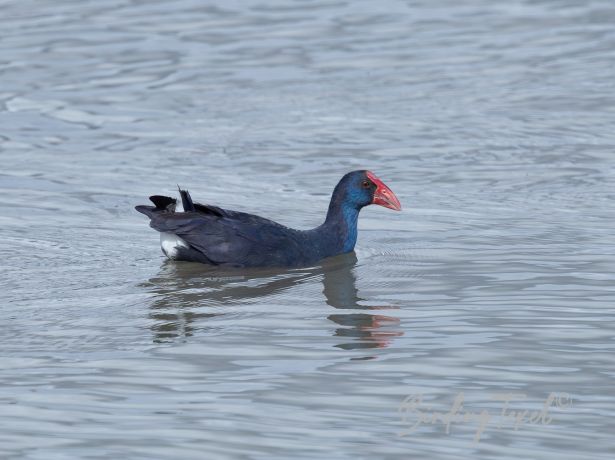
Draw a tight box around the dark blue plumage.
[135,170,401,268]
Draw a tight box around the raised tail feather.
[178,186,195,212]
[135,195,177,218]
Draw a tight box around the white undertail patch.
[160,232,188,259]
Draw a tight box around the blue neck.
[320,198,360,254]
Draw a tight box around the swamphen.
[135,170,401,268]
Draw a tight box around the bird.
[135,170,401,268]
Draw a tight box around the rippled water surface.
[2,1,615,458]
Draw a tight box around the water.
[1,0,614,458]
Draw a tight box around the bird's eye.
[362,180,370,188]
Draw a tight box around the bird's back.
[137,195,319,268]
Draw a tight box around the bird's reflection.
[141,252,402,349]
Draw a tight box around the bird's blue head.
[324,170,401,253]
[333,170,401,211]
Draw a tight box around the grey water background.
[1,0,614,458]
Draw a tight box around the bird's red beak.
[366,171,401,211]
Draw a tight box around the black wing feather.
[137,190,316,267]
